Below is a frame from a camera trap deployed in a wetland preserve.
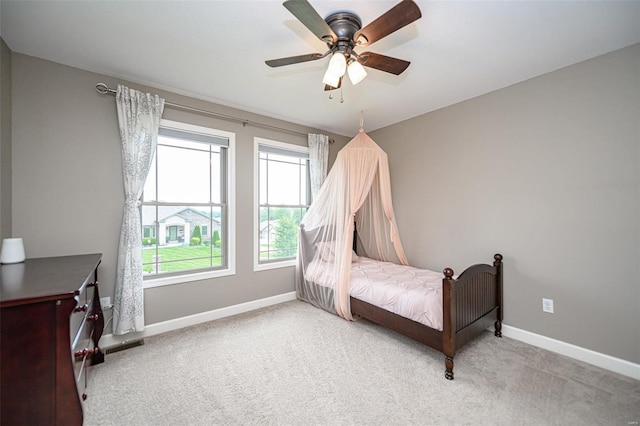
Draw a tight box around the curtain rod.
[95,83,333,143]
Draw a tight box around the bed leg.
[445,356,454,380]
[493,254,503,339]
[494,320,502,338]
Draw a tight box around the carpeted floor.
[85,300,640,425]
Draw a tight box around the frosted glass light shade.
[327,52,346,76]
[347,61,367,85]
[322,68,341,88]
[322,53,347,88]
[0,238,25,264]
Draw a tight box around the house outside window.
[143,226,156,240]
[254,137,310,270]
[141,119,235,287]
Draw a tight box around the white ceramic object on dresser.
[0,238,26,264]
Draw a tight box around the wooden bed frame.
[349,253,503,380]
[298,224,503,380]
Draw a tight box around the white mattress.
[305,256,444,330]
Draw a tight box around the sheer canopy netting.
[296,128,408,320]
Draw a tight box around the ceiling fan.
[265,0,422,90]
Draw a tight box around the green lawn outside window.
[143,245,222,273]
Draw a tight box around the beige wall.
[8,43,639,364]
[10,53,348,334]
[370,44,640,363]
[0,38,11,239]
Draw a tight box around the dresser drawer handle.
[87,313,99,321]
[87,281,99,288]
[74,304,88,313]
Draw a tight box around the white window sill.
[143,268,235,289]
[254,259,296,272]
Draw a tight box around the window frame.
[253,137,310,271]
[142,119,236,289]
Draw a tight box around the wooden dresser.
[0,253,105,425]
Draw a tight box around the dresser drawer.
[72,312,99,364]
[70,279,98,350]
[70,300,88,344]
[73,323,96,401]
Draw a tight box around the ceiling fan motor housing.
[325,11,362,55]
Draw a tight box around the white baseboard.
[99,291,297,350]
[501,324,640,381]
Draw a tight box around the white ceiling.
[1,1,639,136]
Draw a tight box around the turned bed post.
[442,267,456,380]
[493,253,504,338]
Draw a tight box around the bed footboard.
[442,253,503,379]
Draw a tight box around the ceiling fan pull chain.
[340,86,344,104]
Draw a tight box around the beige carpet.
[85,300,640,425]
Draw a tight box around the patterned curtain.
[308,133,329,199]
[113,85,164,335]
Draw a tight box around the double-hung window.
[142,119,235,286]
[255,138,310,270]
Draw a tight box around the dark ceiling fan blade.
[354,0,421,47]
[324,77,342,91]
[265,53,324,67]
[359,52,410,75]
[283,0,337,44]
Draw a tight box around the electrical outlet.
[100,297,112,310]
[542,298,554,314]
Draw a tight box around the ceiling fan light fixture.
[328,52,347,75]
[347,60,367,85]
[322,68,341,89]
[267,1,422,92]
[322,52,347,88]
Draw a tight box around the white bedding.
[305,256,444,331]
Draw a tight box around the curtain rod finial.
[96,83,111,95]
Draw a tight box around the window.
[141,120,235,286]
[143,226,156,239]
[254,138,310,270]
